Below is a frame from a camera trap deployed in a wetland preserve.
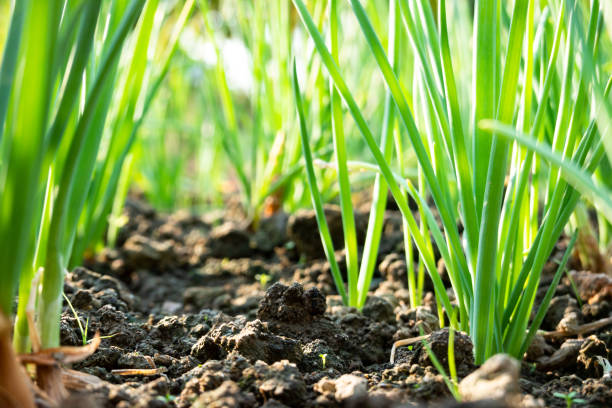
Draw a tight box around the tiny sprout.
[319,353,327,369]
[255,273,272,288]
[553,391,586,408]
[298,254,307,265]
[156,393,176,403]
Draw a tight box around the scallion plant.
[293,0,607,363]
[70,0,195,266]
[293,0,401,308]
[0,0,193,354]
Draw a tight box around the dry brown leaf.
[61,368,105,390]
[0,313,35,408]
[19,332,101,366]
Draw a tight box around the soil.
[53,198,612,407]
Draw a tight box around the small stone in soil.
[333,374,368,402]
[459,353,520,403]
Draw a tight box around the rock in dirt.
[314,374,371,404]
[459,354,520,403]
[192,380,256,408]
[287,206,368,259]
[205,222,254,259]
[257,282,326,323]
[333,374,368,402]
[117,351,152,369]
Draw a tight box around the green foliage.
[553,391,586,408]
[0,0,193,353]
[2,0,612,378]
[292,0,608,363]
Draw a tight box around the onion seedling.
[0,0,194,355]
[70,0,196,267]
[294,0,404,309]
[293,0,607,363]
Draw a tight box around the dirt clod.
[254,360,306,407]
[577,335,610,377]
[192,380,256,408]
[568,271,612,305]
[287,207,368,259]
[191,319,302,365]
[206,223,253,259]
[395,329,474,377]
[333,374,368,402]
[257,282,326,323]
[544,294,582,332]
[459,354,520,403]
[52,200,612,407]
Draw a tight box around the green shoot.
[62,293,88,346]
[1,0,193,354]
[448,308,459,392]
[553,391,587,408]
[255,273,272,289]
[293,60,348,305]
[292,0,606,363]
[419,327,461,401]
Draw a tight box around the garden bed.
[56,198,612,407]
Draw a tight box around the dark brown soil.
[55,199,612,407]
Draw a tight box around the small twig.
[111,354,166,376]
[390,334,429,364]
[111,368,167,376]
[539,314,612,339]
